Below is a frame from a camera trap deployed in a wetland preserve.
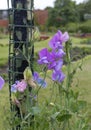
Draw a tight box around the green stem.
[58,82,64,105]
[65,41,71,90]
[63,41,72,130]
[65,41,71,107]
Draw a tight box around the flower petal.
[49,30,62,49]
[37,78,47,88]
[55,60,63,71]
[33,72,39,81]
[38,48,50,64]
[0,76,5,90]
[61,32,69,43]
[11,84,17,93]
[16,80,27,92]
[52,70,65,82]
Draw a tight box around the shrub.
[79,25,91,33]
[48,26,58,32]
[66,22,79,33]
[70,46,91,61]
[79,20,91,33]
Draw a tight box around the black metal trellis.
[7,0,34,129]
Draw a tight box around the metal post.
[7,0,34,129]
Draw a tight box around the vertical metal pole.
[7,0,34,129]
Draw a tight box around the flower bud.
[33,27,40,41]
[49,102,55,106]
[23,67,32,81]
[28,79,37,88]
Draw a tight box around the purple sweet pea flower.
[38,48,65,71]
[56,49,65,58]
[52,70,65,82]
[49,30,69,50]
[49,31,63,49]
[54,60,63,71]
[47,57,63,71]
[61,32,69,43]
[0,76,5,90]
[50,49,65,60]
[38,48,51,64]
[11,81,19,93]
[38,48,55,70]
[33,72,47,88]
[46,50,64,70]
[11,84,17,93]
[33,72,39,81]
[37,30,68,83]
[37,78,47,88]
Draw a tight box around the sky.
[0,0,84,10]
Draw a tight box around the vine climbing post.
[7,0,34,129]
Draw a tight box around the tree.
[47,0,79,27]
[76,3,85,22]
[84,0,91,14]
[47,8,62,27]
[76,0,91,22]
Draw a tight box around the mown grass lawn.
[70,36,91,48]
[75,55,91,104]
[0,84,10,130]
[0,46,8,67]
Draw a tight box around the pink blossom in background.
[16,80,27,92]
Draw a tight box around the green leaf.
[57,113,72,122]
[78,100,87,110]
[58,109,72,122]
[24,113,32,121]
[51,110,72,122]
[30,106,41,115]
[51,112,60,120]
